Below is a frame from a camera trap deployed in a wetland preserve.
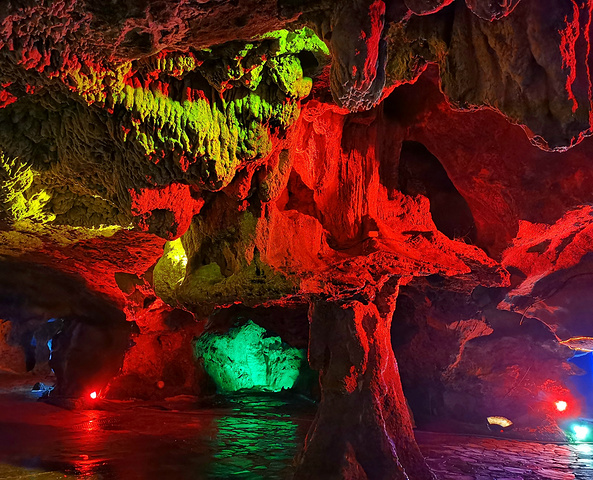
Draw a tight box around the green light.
[76,28,327,191]
[573,424,590,441]
[208,410,299,478]
[194,321,306,393]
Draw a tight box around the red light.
[555,400,568,412]
[89,391,97,399]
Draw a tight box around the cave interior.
[2,0,593,479]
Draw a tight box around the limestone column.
[294,277,435,480]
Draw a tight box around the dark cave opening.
[398,141,477,243]
[0,261,132,398]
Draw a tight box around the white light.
[556,400,568,412]
[89,391,97,399]
[487,416,513,428]
[573,424,590,441]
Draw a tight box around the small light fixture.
[89,391,97,400]
[556,400,568,412]
[487,416,513,428]
[487,416,514,433]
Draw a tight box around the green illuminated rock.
[0,153,54,223]
[0,27,328,237]
[194,321,306,393]
[109,27,328,190]
[153,238,188,306]
[154,205,297,311]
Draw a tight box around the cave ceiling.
[3,1,593,477]
[0,0,592,356]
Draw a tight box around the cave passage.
[194,321,309,393]
[399,141,477,243]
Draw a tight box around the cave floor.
[418,431,592,480]
[0,379,592,479]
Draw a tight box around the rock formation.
[2,0,593,477]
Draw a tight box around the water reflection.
[0,392,313,480]
[209,414,299,478]
[72,410,109,477]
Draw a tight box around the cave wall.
[2,0,593,476]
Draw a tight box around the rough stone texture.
[109,301,205,400]
[327,0,387,111]
[500,206,593,342]
[194,320,307,393]
[390,278,577,442]
[0,18,329,237]
[2,0,593,477]
[295,284,435,480]
[388,67,593,258]
[386,0,593,150]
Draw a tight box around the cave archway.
[194,303,317,397]
[399,141,477,243]
[0,260,131,398]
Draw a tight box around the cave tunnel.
[398,141,477,244]
[2,0,593,479]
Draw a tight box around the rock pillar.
[295,278,435,479]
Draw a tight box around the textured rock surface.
[501,206,593,341]
[385,0,593,149]
[2,0,593,477]
[295,287,435,480]
[392,280,577,441]
[195,320,307,393]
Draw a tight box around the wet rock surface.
[418,431,593,480]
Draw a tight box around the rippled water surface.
[3,380,591,480]
[0,384,315,480]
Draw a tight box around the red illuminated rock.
[405,0,455,16]
[500,205,593,341]
[295,281,435,480]
[390,67,593,258]
[1,0,593,476]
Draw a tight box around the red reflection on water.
[72,410,106,477]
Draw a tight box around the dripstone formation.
[1,1,593,478]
